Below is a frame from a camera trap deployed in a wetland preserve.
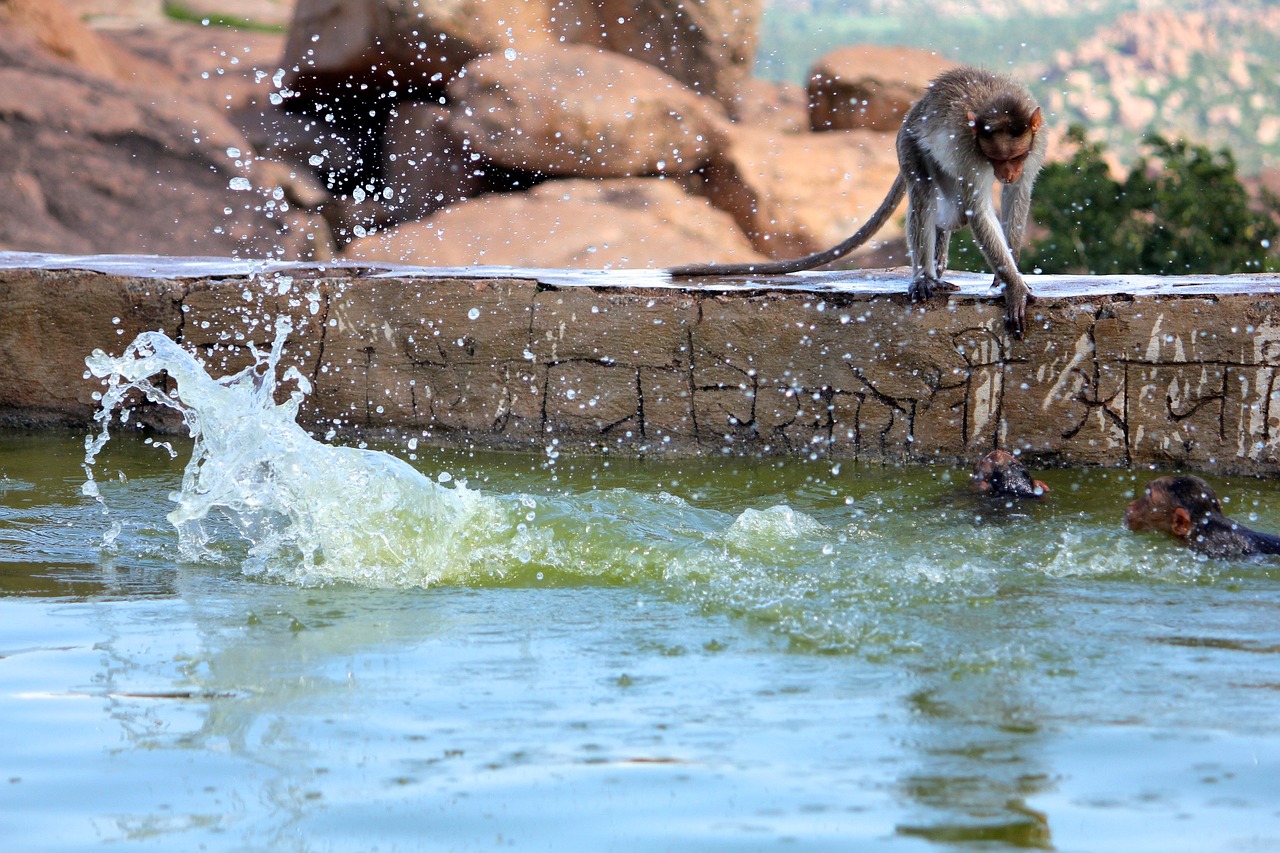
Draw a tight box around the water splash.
[83,318,511,585]
[76,320,1219,654]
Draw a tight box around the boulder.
[381,102,492,221]
[0,8,317,259]
[732,78,809,134]
[558,0,762,117]
[237,107,377,196]
[808,45,955,132]
[340,177,767,269]
[281,0,758,114]
[280,0,561,104]
[0,0,176,87]
[690,128,903,262]
[108,21,289,115]
[447,46,728,178]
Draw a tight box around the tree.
[1026,126,1279,275]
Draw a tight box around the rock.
[381,103,492,221]
[690,127,902,262]
[447,46,728,179]
[237,107,376,196]
[108,21,288,115]
[558,0,762,117]
[340,177,767,269]
[57,0,165,27]
[0,7,315,259]
[732,78,809,134]
[280,0,560,104]
[0,0,176,87]
[808,45,955,132]
[280,0,758,115]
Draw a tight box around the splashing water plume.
[83,318,509,585]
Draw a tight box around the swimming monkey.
[671,67,1048,339]
[1125,475,1280,559]
[972,449,1050,500]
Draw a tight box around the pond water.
[2,328,1280,851]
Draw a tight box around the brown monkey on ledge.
[670,66,1048,339]
[972,449,1050,500]
[1125,475,1280,558]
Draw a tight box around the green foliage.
[161,1,285,33]
[1027,127,1279,275]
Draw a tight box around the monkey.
[669,66,1048,339]
[972,449,1050,500]
[1124,475,1280,559]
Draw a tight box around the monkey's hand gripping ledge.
[3,251,1280,475]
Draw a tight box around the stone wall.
[3,252,1280,474]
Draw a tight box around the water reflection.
[896,661,1055,848]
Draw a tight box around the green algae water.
[2,330,1280,850]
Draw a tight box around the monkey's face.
[969,105,1043,184]
[977,135,1034,183]
[1125,477,1194,538]
[989,154,1029,184]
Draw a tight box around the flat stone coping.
[5,249,1278,297]
[3,250,1280,475]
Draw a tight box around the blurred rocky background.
[763,1,1280,179]
[0,0,937,268]
[2,0,1275,270]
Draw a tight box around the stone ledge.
[3,250,1280,474]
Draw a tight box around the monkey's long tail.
[669,173,907,278]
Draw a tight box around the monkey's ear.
[1028,107,1043,133]
[1171,506,1193,538]
[966,110,978,130]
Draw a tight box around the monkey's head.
[1125,475,1223,539]
[968,97,1043,185]
[972,449,1049,499]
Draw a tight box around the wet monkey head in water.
[1125,475,1280,559]
[670,67,1048,339]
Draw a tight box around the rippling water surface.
[1,329,1279,851]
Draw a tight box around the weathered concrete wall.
[4,251,1280,474]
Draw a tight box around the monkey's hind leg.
[909,227,960,301]
[905,209,960,302]
[934,228,952,280]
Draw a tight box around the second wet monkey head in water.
[1125,475,1280,559]
[972,449,1050,500]
[671,66,1047,339]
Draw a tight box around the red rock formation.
[280,0,758,116]
[689,127,902,262]
[340,177,767,269]
[807,45,956,133]
[0,1,321,258]
[447,46,729,178]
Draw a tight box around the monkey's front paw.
[908,276,958,302]
[1003,286,1030,340]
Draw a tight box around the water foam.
[78,321,1204,654]
[84,319,511,586]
